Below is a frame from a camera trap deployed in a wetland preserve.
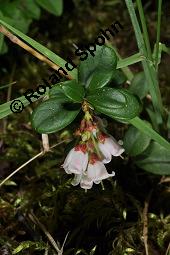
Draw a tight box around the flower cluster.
[62,102,124,189]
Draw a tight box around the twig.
[165,242,170,255]
[0,151,43,188]
[60,232,70,254]
[42,134,50,152]
[159,177,170,184]
[44,244,49,255]
[0,25,73,80]
[29,212,67,255]
[3,64,16,133]
[0,140,70,188]
[142,190,152,255]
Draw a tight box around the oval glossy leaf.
[49,80,85,102]
[87,87,141,121]
[135,141,170,175]
[49,85,68,100]
[129,72,148,99]
[78,45,117,90]
[31,98,80,134]
[61,80,85,103]
[112,70,127,86]
[123,124,151,156]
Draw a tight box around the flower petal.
[63,148,88,174]
[98,142,112,164]
[62,148,75,169]
[87,161,115,182]
[80,173,93,189]
[98,136,124,163]
[107,137,125,156]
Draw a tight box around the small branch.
[42,134,50,152]
[29,213,69,255]
[159,176,170,184]
[3,64,16,133]
[0,25,73,80]
[29,212,60,254]
[142,191,152,255]
[0,140,70,188]
[165,242,170,255]
[0,151,43,188]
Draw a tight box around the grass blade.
[130,117,170,151]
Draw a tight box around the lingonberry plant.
[62,102,124,189]
[0,0,170,192]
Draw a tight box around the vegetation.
[0,0,169,254]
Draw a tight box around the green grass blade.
[136,0,152,60]
[0,19,77,79]
[117,52,145,69]
[155,0,162,68]
[129,117,170,151]
[125,0,164,123]
[0,94,44,119]
[0,81,16,90]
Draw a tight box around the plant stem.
[155,0,162,68]
[117,53,145,71]
[125,0,164,124]
[136,0,152,60]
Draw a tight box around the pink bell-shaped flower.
[71,173,93,189]
[98,134,124,164]
[71,161,115,190]
[87,160,115,184]
[63,144,88,175]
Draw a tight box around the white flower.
[87,161,115,183]
[71,161,115,189]
[62,147,88,175]
[98,136,125,164]
[71,173,93,189]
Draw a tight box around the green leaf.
[0,1,32,33]
[129,72,148,99]
[87,87,141,121]
[36,0,63,16]
[49,81,85,102]
[146,105,159,131]
[112,70,127,85]
[12,241,46,254]
[78,45,117,90]
[135,141,170,175]
[49,85,67,99]
[0,19,77,79]
[4,16,31,34]
[123,123,151,156]
[130,117,170,151]
[31,98,80,133]
[61,80,85,103]
[19,0,41,20]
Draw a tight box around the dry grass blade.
[142,191,153,255]
[0,25,73,79]
[0,140,70,188]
